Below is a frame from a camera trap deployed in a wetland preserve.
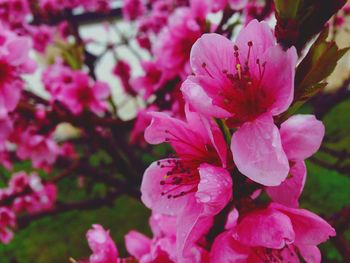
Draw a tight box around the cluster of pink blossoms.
[81,12,337,262]
[0,171,56,243]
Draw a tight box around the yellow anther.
[236,64,242,80]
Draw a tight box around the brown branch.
[16,190,123,229]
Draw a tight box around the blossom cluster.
[77,0,349,261]
[0,171,56,244]
[0,0,348,261]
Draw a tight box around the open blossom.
[15,128,59,170]
[266,115,325,207]
[0,26,36,116]
[182,19,297,186]
[153,7,203,78]
[43,64,110,115]
[132,61,170,99]
[26,25,55,53]
[211,203,336,263]
[141,107,231,261]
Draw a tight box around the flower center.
[157,158,199,199]
[202,41,275,126]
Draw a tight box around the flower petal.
[234,208,295,249]
[190,33,236,78]
[260,45,297,115]
[270,203,336,246]
[266,161,306,207]
[181,77,232,118]
[196,164,232,215]
[280,115,325,160]
[231,114,289,186]
[141,160,191,215]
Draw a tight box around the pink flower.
[10,172,57,214]
[86,224,119,263]
[210,203,336,263]
[141,107,231,261]
[16,128,59,170]
[0,0,30,27]
[0,27,35,116]
[27,25,55,53]
[0,207,16,244]
[182,19,297,186]
[52,71,110,115]
[153,7,203,78]
[125,213,178,262]
[122,0,145,21]
[132,61,169,99]
[267,115,325,207]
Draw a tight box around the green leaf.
[274,0,301,19]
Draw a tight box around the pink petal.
[228,0,248,10]
[181,77,232,118]
[260,45,297,115]
[270,203,336,246]
[210,231,250,263]
[93,81,110,99]
[196,164,232,215]
[86,224,119,263]
[266,161,306,207]
[200,116,228,167]
[190,33,236,79]
[234,208,295,249]
[124,230,151,260]
[176,197,212,263]
[235,19,275,65]
[280,115,325,160]
[149,213,177,238]
[230,114,289,186]
[140,160,190,215]
[298,245,321,263]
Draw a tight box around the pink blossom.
[125,213,177,262]
[0,207,16,244]
[0,27,36,116]
[182,19,297,186]
[0,0,31,27]
[141,107,231,261]
[122,0,146,21]
[16,128,59,170]
[132,61,169,99]
[86,224,119,263]
[267,115,325,207]
[44,67,110,115]
[27,25,55,53]
[153,7,203,78]
[42,60,75,97]
[211,203,336,263]
[9,172,57,214]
